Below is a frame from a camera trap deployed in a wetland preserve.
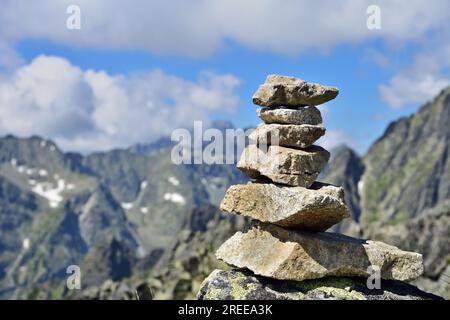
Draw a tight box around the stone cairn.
[198,75,424,299]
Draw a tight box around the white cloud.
[380,74,450,109]
[316,105,358,150]
[317,129,357,151]
[0,55,240,152]
[379,45,450,109]
[363,48,390,68]
[0,0,449,142]
[0,0,449,59]
[0,56,95,138]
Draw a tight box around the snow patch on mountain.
[357,180,364,196]
[163,192,185,205]
[22,238,30,250]
[31,179,66,208]
[140,207,148,214]
[121,202,134,210]
[168,176,180,186]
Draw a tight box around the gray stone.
[257,106,323,125]
[237,144,330,187]
[216,224,424,282]
[198,269,442,300]
[250,123,326,149]
[220,182,350,231]
[253,75,339,107]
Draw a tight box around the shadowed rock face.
[257,106,323,125]
[361,88,450,232]
[216,224,423,282]
[319,145,364,234]
[220,182,349,231]
[252,75,339,107]
[198,269,443,300]
[250,123,326,149]
[237,145,330,187]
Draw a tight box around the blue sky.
[1,1,449,154]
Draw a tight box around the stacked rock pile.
[198,75,424,299]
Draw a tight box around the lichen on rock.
[198,269,442,300]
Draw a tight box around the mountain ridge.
[0,131,246,298]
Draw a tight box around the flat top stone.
[253,74,339,107]
[216,223,424,282]
[265,75,307,85]
[220,182,350,231]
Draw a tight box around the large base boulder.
[216,224,423,282]
[198,269,443,300]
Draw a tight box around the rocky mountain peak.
[361,86,450,230]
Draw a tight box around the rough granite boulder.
[220,182,350,231]
[257,106,323,125]
[216,224,423,282]
[198,269,442,300]
[250,123,326,149]
[237,144,330,187]
[252,75,339,107]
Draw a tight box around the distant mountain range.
[1,89,449,299]
[0,122,246,299]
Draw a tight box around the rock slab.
[220,182,350,231]
[198,269,442,300]
[216,224,423,282]
[253,75,339,107]
[250,123,326,149]
[237,144,330,187]
[257,106,323,125]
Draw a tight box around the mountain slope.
[76,205,248,300]
[361,87,450,230]
[319,145,364,234]
[83,144,246,254]
[367,200,450,298]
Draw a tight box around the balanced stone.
[216,224,424,282]
[253,75,339,107]
[198,269,441,300]
[220,182,349,231]
[250,123,325,149]
[257,106,322,125]
[237,144,330,187]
